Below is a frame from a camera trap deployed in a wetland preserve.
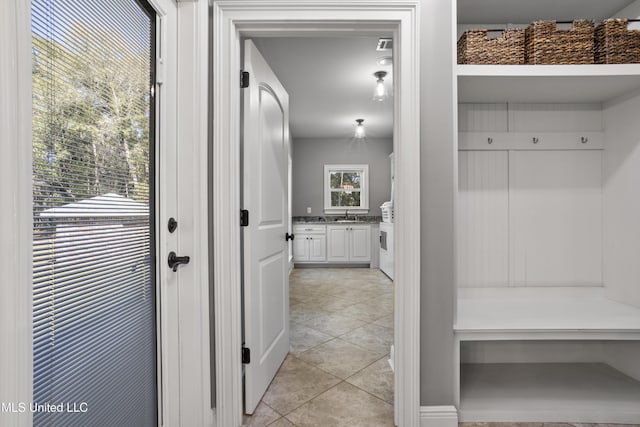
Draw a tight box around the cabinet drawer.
[293,224,326,234]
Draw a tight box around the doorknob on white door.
[168,251,190,272]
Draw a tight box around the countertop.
[293,216,382,225]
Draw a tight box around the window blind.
[31,0,157,425]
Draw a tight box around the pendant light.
[373,70,388,102]
[354,119,366,139]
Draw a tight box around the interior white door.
[242,39,290,414]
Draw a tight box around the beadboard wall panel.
[458,151,509,288]
[509,150,603,287]
[603,92,640,308]
[508,103,604,132]
[458,103,508,132]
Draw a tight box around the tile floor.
[243,267,395,427]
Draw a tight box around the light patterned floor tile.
[290,303,330,324]
[334,302,389,322]
[297,338,384,379]
[261,355,340,415]
[300,313,367,337]
[268,418,295,427]
[243,402,281,427]
[290,322,332,355]
[286,382,394,427]
[372,313,394,329]
[340,323,394,354]
[346,356,394,403]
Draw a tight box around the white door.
[242,39,290,414]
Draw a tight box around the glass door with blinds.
[31,0,158,425]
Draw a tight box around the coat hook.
[581,136,588,144]
[532,137,539,144]
[487,137,493,144]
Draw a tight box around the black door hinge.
[240,70,250,88]
[240,209,249,227]
[241,347,251,364]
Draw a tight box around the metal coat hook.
[581,137,588,144]
[532,137,539,144]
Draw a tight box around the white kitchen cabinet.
[327,224,371,263]
[293,225,326,262]
[307,234,326,261]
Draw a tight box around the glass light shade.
[373,77,388,102]
[355,122,366,139]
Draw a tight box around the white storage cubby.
[455,0,640,423]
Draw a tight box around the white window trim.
[323,164,369,214]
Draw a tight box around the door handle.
[286,233,295,241]
[168,251,190,272]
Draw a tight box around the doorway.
[210,2,421,426]
[242,35,396,425]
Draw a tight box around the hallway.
[243,268,395,427]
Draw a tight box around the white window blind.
[31,0,157,425]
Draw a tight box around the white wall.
[421,0,457,406]
[603,92,640,308]
[291,137,392,216]
[612,0,640,21]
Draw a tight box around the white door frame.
[210,1,421,426]
[1,0,213,426]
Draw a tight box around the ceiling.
[457,0,636,24]
[252,37,393,139]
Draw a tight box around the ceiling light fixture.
[373,70,388,102]
[376,56,393,66]
[354,119,366,139]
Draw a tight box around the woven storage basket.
[525,20,595,64]
[595,19,640,64]
[458,29,525,64]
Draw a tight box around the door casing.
[210,2,421,426]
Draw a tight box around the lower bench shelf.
[459,362,640,423]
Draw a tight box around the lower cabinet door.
[293,234,309,261]
[349,226,371,262]
[327,226,349,262]
[308,235,326,262]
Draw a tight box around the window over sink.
[324,164,369,214]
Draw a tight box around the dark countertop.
[293,215,382,225]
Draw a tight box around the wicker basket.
[458,29,525,64]
[595,19,640,64]
[525,20,595,64]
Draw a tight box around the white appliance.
[379,221,394,280]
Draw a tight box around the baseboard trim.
[420,406,459,427]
